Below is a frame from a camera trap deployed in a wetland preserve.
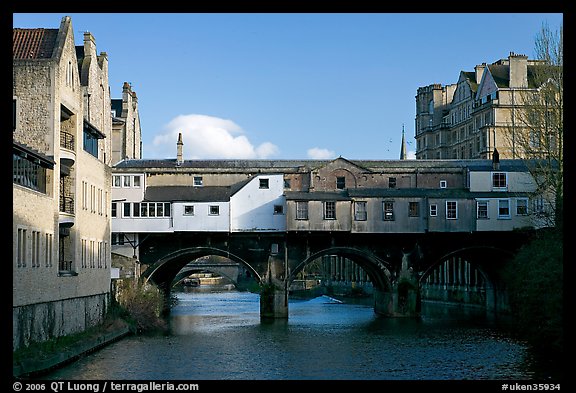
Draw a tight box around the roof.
[144,186,231,202]
[347,188,527,199]
[285,191,350,201]
[13,141,55,168]
[462,71,478,92]
[111,99,123,118]
[13,28,59,59]
[113,157,542,173]
[487,64,545,89]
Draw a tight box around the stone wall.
[13,293,109,351]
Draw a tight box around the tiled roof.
[13,28,58,59]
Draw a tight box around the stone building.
[13,16,113,350]
[415,52,551,160]
[111,81,142,164]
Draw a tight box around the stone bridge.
[140,230,533,319]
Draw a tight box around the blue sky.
[13,13,563,161]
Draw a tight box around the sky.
[13,12,563,161]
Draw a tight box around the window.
[149,203,156,217]
[354,201,367,221]
[271,243,279,255]
[477,200,489,219]
[45,233,53,268]
[113,175,121,187]
[140,203,148,217]
[17,228,27,267]
[184,205,194,215]
[193,176,203,186]
[209,205,220,215]
[112,233,124,245]
[133,176,141,187]
[383,201,394,220]
[83,127,99,158]
[296,201,308,220]
[533,198,545,215]
[446,201,458,219]
[284,179,291,189]
[336,177,346,189]
[164,203,171,217]
[123,202,131,217]
[274,205,284,215]
[31,230,40,268]
[123,175,131,187]
[13,152,48,193]
[111,202,117,218]
[157,203,164,217]
[259,178,269,189]
[388,177,396,189]
[429,204,438,217]
[324,201,336,220]
[440,180,447,189]
[492,172,507,189]
[516,198,528,215]
[409,202,419,217]
[498,199,510,219]
[133,203,140,217]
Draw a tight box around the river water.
[40,286,561,381]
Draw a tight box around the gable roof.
[13,28,59,59]
[461,71,478,93]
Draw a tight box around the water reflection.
[39,287,557,381]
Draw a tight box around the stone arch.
[287,246,393,292]
[418,245,515,313]
[142,247,262,292]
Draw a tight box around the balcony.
[59,195,75,226]
[58,259,77,276]
[60,131,76,166]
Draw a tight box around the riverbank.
[13,318,131,379]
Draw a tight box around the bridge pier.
[259,254,288,319]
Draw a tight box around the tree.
[504,22,563,230]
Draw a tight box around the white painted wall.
[469,171,537,192]
[111,173,145,202]
[172,202,230,232]
[230,174,286,232]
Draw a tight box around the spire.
[176,132,183,165]
[400,124,407,160]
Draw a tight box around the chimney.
[176,132,183,165]
[492,148,500,170]
[83,31,97,57]
[509,52,528,88]
[475,63,486,84]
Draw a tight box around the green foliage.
[116,279,168,334]
[503,229,563,355]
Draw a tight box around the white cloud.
[307,147,336,159]
[145,114,279,159]
[407,150,417,160]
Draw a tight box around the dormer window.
[492,172,507,190]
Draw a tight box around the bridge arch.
[418,245,515,313]
[142,247,262,292]
[287,246,393,292]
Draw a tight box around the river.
[39,285,561,382]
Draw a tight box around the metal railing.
[58,259,73,272]
[59,195,75,214]
[60,131,75,151]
